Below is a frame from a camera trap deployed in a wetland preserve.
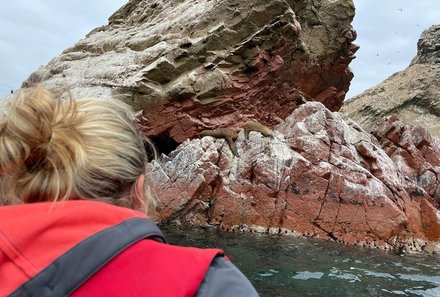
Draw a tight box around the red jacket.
[0,201,230,296]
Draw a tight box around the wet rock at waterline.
[148,102,440,254]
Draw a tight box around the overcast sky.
[0,0,438,99]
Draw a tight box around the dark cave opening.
[145,134,180,158]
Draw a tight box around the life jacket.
[0,200,223,297]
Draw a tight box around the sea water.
[161,225,440,297]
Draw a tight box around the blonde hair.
[0,86,152,208]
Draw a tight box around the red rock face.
[148,102,440,253]
[134,0,357,143]
[139,35,355,143]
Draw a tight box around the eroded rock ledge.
[148,102,440,253]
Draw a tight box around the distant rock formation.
[341,25,440,141]
[148,102,440,253]
[26,0,357,143]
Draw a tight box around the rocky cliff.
[27,0,356,144]
[341,25,440,142]
[19,1,440,253]
[148,102,440,253]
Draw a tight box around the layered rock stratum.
[26,0,357,143]
[341,25,440,142]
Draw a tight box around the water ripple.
[292,271,325,280]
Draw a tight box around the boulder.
[148,102,440,252]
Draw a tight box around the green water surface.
[161,225,440,297]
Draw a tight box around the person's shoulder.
[145,242,260,296]
[140,240,224,264]
[195,256,260,297]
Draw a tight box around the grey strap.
[195,256,260,297]
[9,217,165,297]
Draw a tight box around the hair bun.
[1,86,56,169]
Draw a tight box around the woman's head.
[0,85,152,209]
